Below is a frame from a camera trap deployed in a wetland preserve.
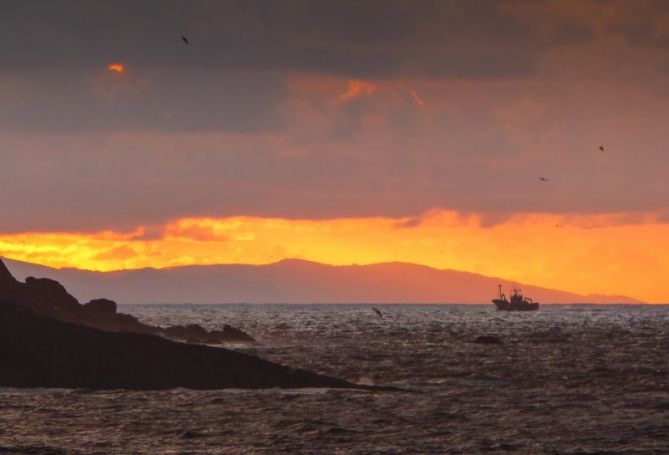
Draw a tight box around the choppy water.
[1,304,668,454]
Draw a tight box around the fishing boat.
[492,284,539,311]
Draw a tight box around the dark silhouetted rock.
[473,335,503,345]
[0,258,18,288]
[164,323,255,344]
[0,260,80,318]
[83,298,117,315]
[0,258,253,343]
[164,324,208,343]
[23,276,80,313]
[220,324,255,342]
[0,299,375,390]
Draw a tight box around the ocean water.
[1,304,668,454]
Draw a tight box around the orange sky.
[2,210,668,303]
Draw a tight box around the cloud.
[393,216,423,229]
[0,0,609,135]
[165,220,229,242]
[408,89,427,109]
[107,63,125,74]
[92,245,138,261]
[0,1,591,78]
[2,210,669,301]
[3,62,669,234]
[1,1,668,231]
[602,0,669,48]
[338,80,377,104]
[0,67,286,132]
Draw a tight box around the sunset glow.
[3,1,669,306]
[2,211,669,302]
[337,80,377,103]
[107,63,125,74]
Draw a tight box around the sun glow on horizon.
[2,211,669,302]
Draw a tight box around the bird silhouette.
[599,145,604,151]
[372,307,383,318]
[539,177,549,182]
[555,224,563,228]
[181,35,189,45]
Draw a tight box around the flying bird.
[372,307,383,318]
[555,224,563,228]
[539,177,549,182]
[599,145,605,152]
[181,35,189,45]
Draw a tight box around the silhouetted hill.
[2,257,642,304]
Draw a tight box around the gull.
[539,177,549,182]
[181,35,189,45]
[372,307,383,318]
[599,145,605,152]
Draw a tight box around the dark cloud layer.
[0,0,591,77]
[0,0,594,133]
[0,68,285,132]
[1,1,669,231]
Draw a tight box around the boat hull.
[492,299,539,311]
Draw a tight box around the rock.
[0,258,17,288]
[220,324,255,342]
[0,259,404,391]
[164,324,208,343]
[473,335,503,345]
[82,298,117,315]
[23,277,81,313]
[0,260,80,318]
[0,258,253,344]
[164,323,255,344]
[0,299,378,390]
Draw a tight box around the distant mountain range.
[1,257,642,304]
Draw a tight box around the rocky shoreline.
[0,259,392,391]
[0,299,363,390]
[0,259,253,344]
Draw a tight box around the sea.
[1,304,668,454]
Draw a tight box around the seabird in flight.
[181,35,189,45]
[539,177,549,182]
[599,145,605,151]
[372,307,383,318]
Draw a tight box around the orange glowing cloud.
[107,63,125,74]
[409,88,427,108]
[337,80,377,103]
[1,211,669,302]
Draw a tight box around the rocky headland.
[0,259,253,343]
[0,299,362,389]
[0,258,386,390]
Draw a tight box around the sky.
[2,0,669,302]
